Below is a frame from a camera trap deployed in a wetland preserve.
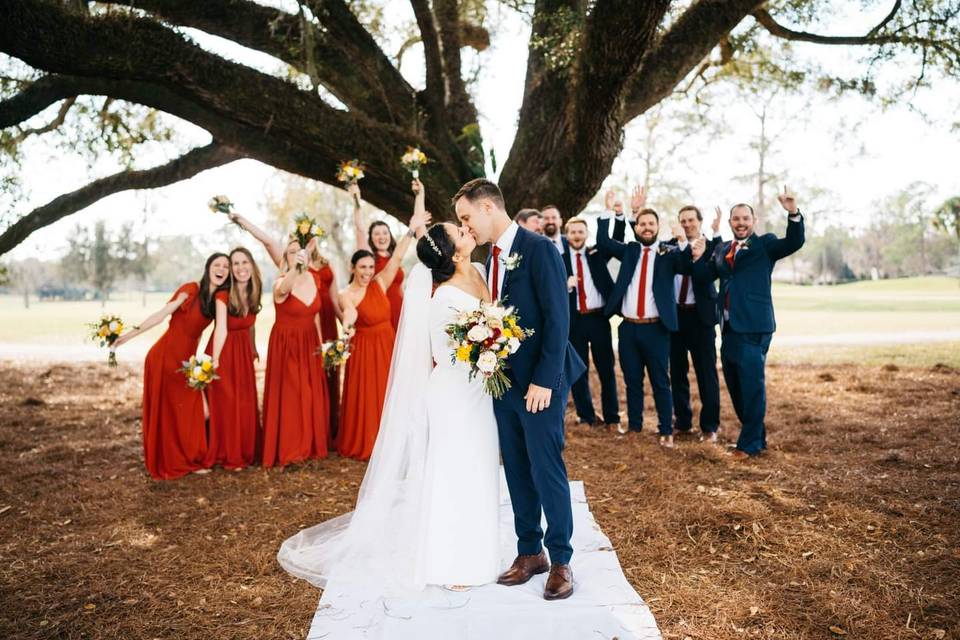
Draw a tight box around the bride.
[278,203,501,592]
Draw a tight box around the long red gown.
[204,290,258,470]
[336,281,395,461]
[311,263,340,444]
[261,271,329,468]
[373,253,403,331]
[141,282,211,480]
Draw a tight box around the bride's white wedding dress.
[278,263,662,640]
[415,282,500,586]
[278,263,499,593]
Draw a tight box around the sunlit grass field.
[1,276,958,366]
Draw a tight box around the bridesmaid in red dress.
[204,247,262,470]
[114,253,231,480]
[337,179,430,460]
[227,211,344,445]
[261,238,330,468]
[351,182,404,331]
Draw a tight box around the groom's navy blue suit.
[487,225,586,565]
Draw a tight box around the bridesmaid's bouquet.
[180,354,219,391]
[88,314,127,366]
[290,212,326,273]
[336,159,365,186]
[445,302,533,399]
[400,147,428,179]
[207,194,242,229]
[319,338,352,370]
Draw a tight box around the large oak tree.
[1,0,957,255]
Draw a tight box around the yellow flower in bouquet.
[88,314,129,367]
[336,159,366,185]
[319,338,352,370]
[289,212,325,273]
[180,354,219,391]
[401,147,428,178]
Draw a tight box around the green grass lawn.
[1,276,958,366]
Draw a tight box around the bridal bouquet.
[319,337,352,370]
[336,159,365,186]
[290,212,326,273]
[445,302,533,399]
[88,314,127,366]
[401,147,428,179]
[180,354,219,391]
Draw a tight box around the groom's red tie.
[491,245,502,301]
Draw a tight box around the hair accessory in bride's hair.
[425,233,443,257]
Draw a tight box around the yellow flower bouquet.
[401,147,428,179]
[289,212,326,273]
[180,354,219,391]
[88,314,128,366]
[336,159,365,186]
[318,338,352,370]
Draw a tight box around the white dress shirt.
[489,221,520,298]
[569,246,605,311]
[546,232,565,254]
[621,240,660,320]
[673,234,706,304]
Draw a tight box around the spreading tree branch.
[0,74,84,128]
[98,0,416,126]
[0,143,241,255]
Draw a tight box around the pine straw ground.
[0,360,958,640]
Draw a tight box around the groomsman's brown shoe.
[497,551,550,586]
[543,563,574,600]
[729,449,752,460]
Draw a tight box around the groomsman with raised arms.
[690,186,805,458]
[667,205,723,442]
[597,186,693,448]
[563,216,621,431]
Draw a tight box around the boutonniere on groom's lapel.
[503,253,522,271]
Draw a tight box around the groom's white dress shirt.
[489,221,520,298]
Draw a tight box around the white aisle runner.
[304,480,661,640]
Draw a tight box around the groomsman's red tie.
[636,247,651,318]
[575,252,588,312]
[725,240,739,268]
[491,245,502,301]
[678,274,690,305]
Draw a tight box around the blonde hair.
[228,247,263,316]
[564,216,588,231]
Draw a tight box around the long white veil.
[278,263,434,593]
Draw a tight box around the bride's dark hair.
[416,224,456,284]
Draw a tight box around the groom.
[454,179,586,600]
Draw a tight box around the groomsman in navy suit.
[563,216,621,430]
[540,205,568,256]
[666,205,723,442]
[691,186,805,458]
[597,186,693,448]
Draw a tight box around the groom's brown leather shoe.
[543,563,574,600]
[497,551,549,586]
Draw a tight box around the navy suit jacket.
[595,217,693,332]
[563,245,615,320]
[692,216,805,334]
[665,236,720,327]
[487,227,586,392]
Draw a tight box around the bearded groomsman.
[563,217,620,430]
[540,205,568,255]
[691,186,805,458]
[667,205,723,442]
[597,186,692,448]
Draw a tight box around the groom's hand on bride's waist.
[525,384,552,413]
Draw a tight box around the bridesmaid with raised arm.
[260,237,330,468]
[337,180,430,460]
[351,182,404,331]
[229,212,343,444]
[203,247,262,470]
[113,253,231,480]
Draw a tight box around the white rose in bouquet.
[483,303,510,321]
[467,324,491,343]
[476,350,498,374]
[508,337,521,354]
